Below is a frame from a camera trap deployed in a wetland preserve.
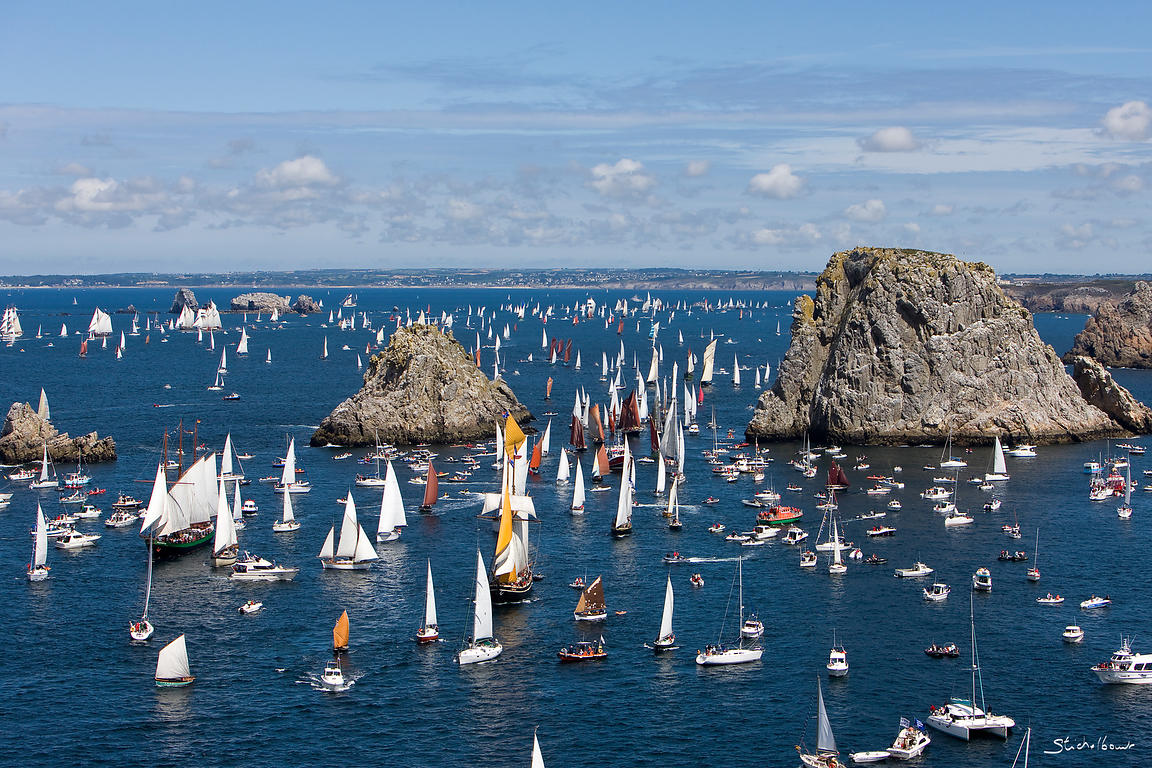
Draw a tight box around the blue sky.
[2,1,1151,275]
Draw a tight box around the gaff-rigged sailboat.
[492,416,535,602]
[419,460,438,511]
[155,635,194,687]
[333,610,350,653]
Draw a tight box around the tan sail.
[575,575,606,617]
[333,610,350,651]
[421,461,438,509]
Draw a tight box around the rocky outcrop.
[230,292,291,313]
[170,288,197,314]
[292,295,321,314]
[311,324,532,446]
[1064,282,1152,368]
[116,305,138,315]
[747,247,1138,445]
[1070,356,1152,433]
[0,402,117,464]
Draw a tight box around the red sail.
[593,444,610,478]
[608,410,616,436]
[564,339,572,363]
[422,461,438,508]
[617,320,624,335]
[589,404,605,443]
[828,462,850,489]
[697,386,704,405]
[618,391,641,432]
[649,418,659,454]
[570,415,586,451]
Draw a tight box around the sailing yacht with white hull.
[798,678,846,768]
[696,557,762,665]
[318,493,379,570]
[457,550,502,665]
[416,560,439,643]
[652,575,676,651]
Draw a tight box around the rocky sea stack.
[1064,281,1152,368]
[230,292,291,314]
[0,402,116,464]
[292,295,321,314]
[311,324,532,447]
[747,247,1143,445]
[170,288,197,314]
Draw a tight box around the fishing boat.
[154,634,195,687]
[457,550,502,665]
[1092,637,1152,684]
[926,597,1015,740]
[652,575,676,651]
[895,561,934,578]
[272,488,301,532]
[27,504,51,581]
[416,560,439,643]
[826,634,848,677]
[696,558,762,665]
[573,575,607,621]
[274,436,311,493]
[375,460,407,541]
[229,551,299,581]
[490,418,536,602]
[972,567,993,592]
[886,718,931,760]
[800,550,818,568]
[333,610,350,653]
[924,582,951,601]
[797,678,846,767]
[318,493,379,570]
[1062,625,1084,643]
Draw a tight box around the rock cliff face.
[230,292,291,313]
[0,402,117,464]
[170,288,198,314]
[1064,281,1152,368]
[747,247,1137,445]
[292,295,321,314]
[311,324,532,446]
[1070,356,1152,433]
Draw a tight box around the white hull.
[376,529,401,543]
[696,647,762,665]
[230,568,298,581]
[272,520,301,533]
[321,559,374,570]
[1093,668,1152,684]
[457,641,502,665]
[27,565,50,582]
[213,553,239,567]
[129,620,154,641]
[926,713,1013,740]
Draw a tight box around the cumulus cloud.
[844,198,887,222]
[746,164,804,199]
[904,222,921,234]
[254,155,340,189]
[56,162,92,177]
[1111,174,1144,194]
[1058,222,1094,249]
[1098,100,1152,141]
[589,158,656,199]
[857,126,921,152]
[685,160,711,177]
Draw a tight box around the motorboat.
[662,551,690,564]
[1002,523,1022,538]
[944,510,973,527]
[800,550,818,568]
[1062,625,1084,643]
[887,722,931,759]
[826,641,848,677]
[568,576,585,590]
[866,525,896,537]
[1036,593,1064,605]
[129,619,154,642]
[229,552,299,581]
[925,643,960,658]
[1092,638,1152,684]
[238,600,264,614]
[319,659,351,691]
[689,573,705,587]
[54,530,101,549]
[557,639,608,661]
[864,554,887,565]
[997,550,1028,562]
[1080,595,1112,609]
[74,504,101,519]
[983,498,1002,512]
[895,562,934,578]
[972,568,992,592]
[924,582,951,601]
[241,499,259,514]
[782,526,808,545]
[741,615,765,639]
[1007,444,1037,457]
[921,487,951,501]
[707,523,726,533]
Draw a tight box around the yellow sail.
[333,610,349,651]
[494,480,515,583]
[504,414,526,456]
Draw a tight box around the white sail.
[555,447,570,483]
[236,327,249,355]
[232,484,244,522]
[321,337,328,358]
[816,679,838,755]
[280,437,297,487]
[336,494,360,559]
[732,354,740,386]
[33,503,48,566]
[532,732,546,768]
[220,434,234,478]
[155,635,191,680]
[318,527,335,560]
[423,559,438,629]
[38,443,52,483]
[266,348,272,364]
[571,460,586,510]
[378,460,407,536]
[658,574,675,641]
[993,436,1007,475]
[647,348,659,384]
[472,550,494,641]
[700,339,717,384]
[614,443,633,529]
[139,463,170,534]
[280,485,295,522]
[352,524,379,562]
[541,420,551,455]
[212,480,237,555]
[218,347,227,373]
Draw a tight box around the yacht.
[229,552,299,581]
[894,561,934,578]
[1062,625,1084,643]
[1007,444,1036,457]
[972,568,992,592]
[696,558,762,666]
[887,722,931,760]
[1092,638,1152,684]
[924,582,951,601]
[54,530,101,549]
[782,526,808,545]
[741,614,765,639]
[319,659,351,691]
[944,510,973,527]
[826,642,848,677]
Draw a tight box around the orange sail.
[421,461,438,509]
[79,340,87,357]
[589,404,604,442]
[333,610,349,651]
[529,439,542,474]
[594,444,610,479]
[545,377,553,400]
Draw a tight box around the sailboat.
[531,730,546,768]
[320,337,329,359]
[29,443,58,489]
[217,347,227,374]
[984,436,1010,482]
[573,575,607,621]
[219,434,246,481]
[732,353,740,386]
[154,634,195,687]
[570,458,586,512]
[274,436,311,493]
[419,460,438,511]
[653,574,676,651]
[1026,529,1041,581]
[696,557,763,665]
[798,678,846,767]
[333,610,350,653]
[1118,462,1133,519]
[456,550,502,665]
[236,327,249,355]
[272,486,301,532]
[27,503,50,581]
[318,493,380,570]
[555,447,570,483]
[939,427,967,468]
[667,476,683,530]
[416,560,439,643]
[610,440,634,536]
[376,460,408,541]
[828,517,847,575]
[926,596,1015,740]
[139,449,217,558]
[265,348,272,364]
[211,480,239,566]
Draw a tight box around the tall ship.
[139,426,217,558]
[491,415,535,603]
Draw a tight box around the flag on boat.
[914,719,925,730]
[900,717,910,729]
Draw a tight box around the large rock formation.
[1064,281,1152,368]
[1070,355,1152,433]
[0,402,117,464]
[747,247,1139,445]
[311,324,532,446]
[230,292,291,313]
[292,295,321,314]
[170,288,198,314]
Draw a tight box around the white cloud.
[1111,174,1144,194]
[446,198,483,221]
[746,164,804,199]
[685,160,711,177]
[56,162,92,177]
[55,177,161,213]
[589,158,656,198]
[749,222,823,246]
[1098,100,1152,141]
[857,126,921,152]
[254,155,339,189]
[1058,222,1094,249]
[844,198,887,222]
[929,204,954,216]
[904,222,921,234]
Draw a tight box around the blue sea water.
[0,287,1149,768]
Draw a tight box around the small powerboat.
[689,573,704,587]
[895,562,934,578]
[925,643,960,658]
[662,552,690,564]
[55,530,101,549]
[319,659,351,691]
[887,723,931,759]
[1036,593,1064,605]
[238,600,264,614]
[557,639,607,662]
[1080,595,1112,609]
[1062,625,1084,643]
[924,582,951,601]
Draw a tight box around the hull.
[457,641,502,665]
[229,569,298,581]
[1093,668,1152,684]
[416,627,439,643]
[155,676,195,688]
[321,559,373,571]
[574,610,607,622]
[376,530,401,543]
[492,573,534,603]
[27,566,50,582]
[695,647,762,665]
[129,620,154,641]
[272,521,301,533]
[152,527,214,558]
